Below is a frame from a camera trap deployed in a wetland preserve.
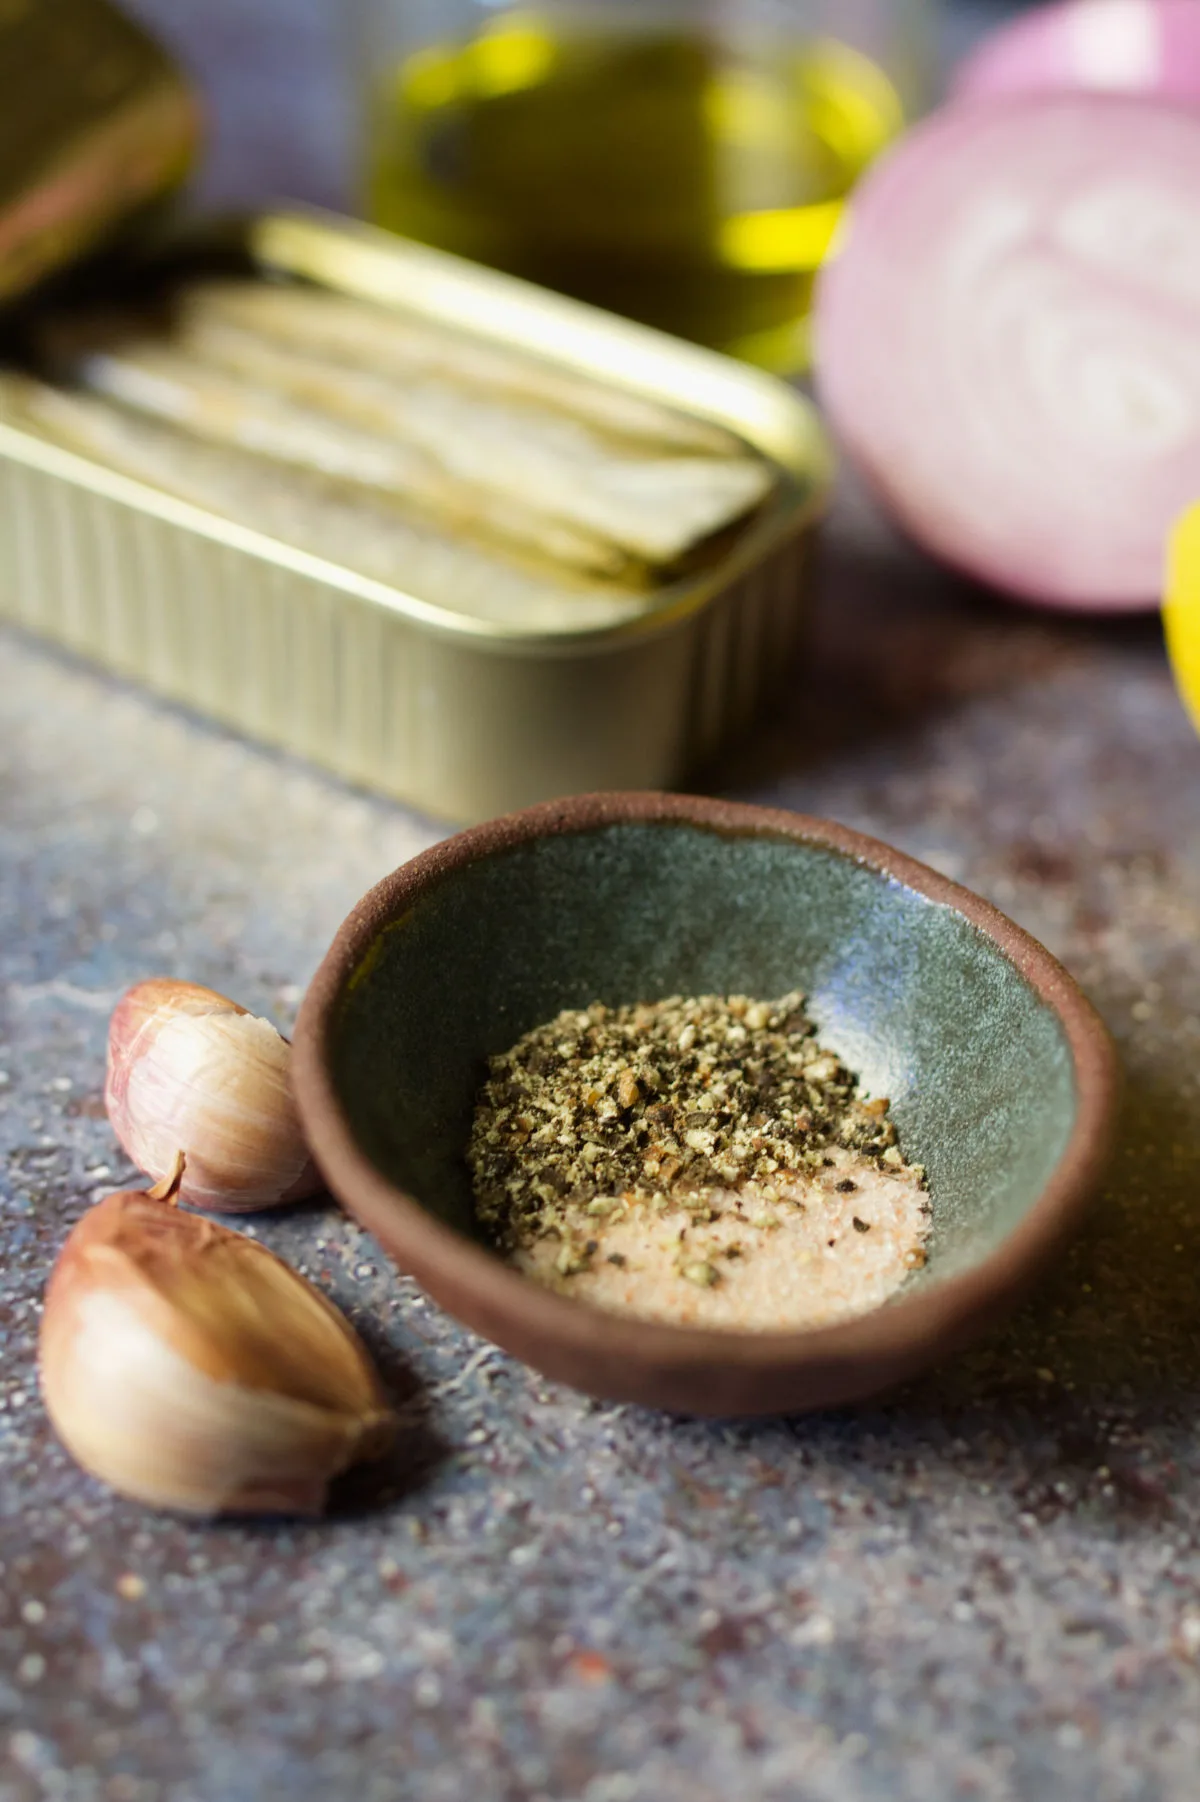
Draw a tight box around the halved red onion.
[814,95,1200,611]
[955,0,1200,105]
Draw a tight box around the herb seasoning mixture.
[468,993,931,1332]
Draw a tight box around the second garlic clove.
[39,1179,395,1516]
[106,978,323,1213]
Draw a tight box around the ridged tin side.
[0,427,810,821]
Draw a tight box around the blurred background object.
[119,0,353,212]
[358,0,936,370]
[112,2,1049,222]
[1165,501,1200,732]
[0,0,200,303]
[942,0,1043,63]
[114,1,1052,370]
[813,90,1200,613]
[955,0,1200,102]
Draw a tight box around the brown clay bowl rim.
[293,793,1121,1406]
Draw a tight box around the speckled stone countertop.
[4,6,1200,1800]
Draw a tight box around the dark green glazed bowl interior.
[330,820,1079,1290]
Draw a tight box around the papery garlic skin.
[106,978,322,1212]
[39,1189,395,1516]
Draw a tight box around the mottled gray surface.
[5,488,1200,1802]
[6,3,1200,1800]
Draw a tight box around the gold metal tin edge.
[252,209,835,484]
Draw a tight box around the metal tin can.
[0,12,831,822]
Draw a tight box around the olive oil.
[367,13,905,370]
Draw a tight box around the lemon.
[1165,503,1200,736]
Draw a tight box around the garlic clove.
[39,1183,395,1516]
[106,978,322,1213]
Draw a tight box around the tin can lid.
[1164,501,1200,736]
[0,0,201,307]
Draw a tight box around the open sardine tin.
[0,16,832,822]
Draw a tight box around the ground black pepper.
[468,992,917,1269]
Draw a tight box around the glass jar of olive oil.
[361,0,934,371]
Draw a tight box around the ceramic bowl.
[293,794,1119,1417]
